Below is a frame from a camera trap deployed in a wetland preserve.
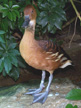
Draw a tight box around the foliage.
[65,89,81,108]
[65,89,81,100]
[0,0,32,33]
[36,0,67,34]
[0,30,20,81]
[65,104,78,108]
[0,1,27,80]
[0,1,20,32]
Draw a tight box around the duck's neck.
[24,28,35,38]
[21,20,36,45]
[21,27,35,47]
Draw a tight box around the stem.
[69,17,77,48]
[70,0,81,21]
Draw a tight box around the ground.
[0,78,81,108]
[0,32,81,108]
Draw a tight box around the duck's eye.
[31,10,33,13]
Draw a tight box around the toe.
[24,88,43,95]
[28,89,37,92]
[32,91,49,104]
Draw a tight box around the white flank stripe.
[60,60,72,68]
[60,57,67,62]
[51,52,59,57]
[58,54,63,59]
[55,58,60,62]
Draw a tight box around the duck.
[19,5,72,104]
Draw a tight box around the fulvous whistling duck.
[19,5,72,104]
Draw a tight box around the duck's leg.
[25,70,46,95]
[32,73,53,104]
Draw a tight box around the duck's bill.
[22,15,30,28]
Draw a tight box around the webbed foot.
[31,73,53,104]
[32,91,49,104]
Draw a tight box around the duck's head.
[22,5,37,29]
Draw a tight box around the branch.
[70,0,81,21]
[62,17,76,29]
[69,17,77,48]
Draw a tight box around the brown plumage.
[19,5,72,104]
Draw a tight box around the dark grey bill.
[22,15,30,28]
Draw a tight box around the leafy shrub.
[0,1,27,80]
[36,0,68,34]
[0,1,20,31]
[0,30,20,80]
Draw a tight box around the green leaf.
[17,56,27,68]
[9,49,20,56]
[50,26,57,34]
[9,54,18,67]
[0,30,5,34]
[0,6,7,13]
[8,67,20,81]
[8,43,17,49]
[14,10,20,18]
[48,23,54,32]
[1,7,7,11]
[40,11,48,17]
[2,10,8,18]
[40,17,48,27]
[65,104,78,108]
[2,69,7,77]
[65,104,73,108]
[12,5,19,9]
[8,12,13,21]
[0,37,5,43]
[0,19,8,31]
[0,5,4,12]
[0,57,4,73]
[1,43,6,50]
[54,19,62,29]
[4,4,9,8]
[65,89,81,100]
[4,56,12,74]
[11,11,16,21]
[9,1,12,7]
[74,105,78,108]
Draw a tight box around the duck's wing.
[37,40,72,68]
[37,40,59,53]
[38,40,71,58]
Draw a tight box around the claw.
[32,91,49,104]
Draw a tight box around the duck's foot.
[31,73,53,104]
[24,85,45,95]
[32,91,49,104]
[25,71,46,95]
